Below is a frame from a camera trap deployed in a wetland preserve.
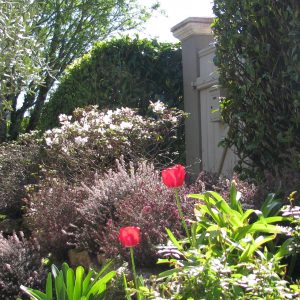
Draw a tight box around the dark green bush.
[40,36,183,130]
[213,0,300,179]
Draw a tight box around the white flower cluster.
[43,102,183,159]
[149,100,166,113]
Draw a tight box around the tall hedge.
[39,37,183,130]
[213,0,300,179]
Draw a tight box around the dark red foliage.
[0,232,46,299]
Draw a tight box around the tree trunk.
[0,113,7,142]
[26,77,53,132]
[9,90,36,140]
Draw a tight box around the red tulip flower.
[162,164,186,188]
[119,226,141,248]
[119,226,141,294]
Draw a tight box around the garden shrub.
[0,131,42,217]
[42,102,185,181]
[153,186,299,299]
[74,159,198,266]
[25,177,84,260]
[26,158,208,266]
[213,0,300,179]
[39,37,183,130]
[0,232,45,299]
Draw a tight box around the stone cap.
[171,17,214,41]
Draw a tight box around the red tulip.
[161,164,186,188]
[119,226,141,248]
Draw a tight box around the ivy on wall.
[39,37,183,130]
[213,0,300,179]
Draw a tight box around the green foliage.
[0,0,44,99]
[40,37,183,130]
[213,0,300,179]
[154,184,299,299]
[188,184,287,263]
[21,261,116,300]
[7,0,158,139]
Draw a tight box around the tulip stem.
[175,189,191,245]
[129,247,138,291]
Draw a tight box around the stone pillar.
[171,17,214,177]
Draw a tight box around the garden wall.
[171,17,238,177]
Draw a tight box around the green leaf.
[275,238,295,259]
[66,268,75,299]
[73,266,85,300]
[55,270,66,300]
[87,271,116,296]
[82,270,93,295]
[20,285,47,300]
[158,268,179,279]
[261,194,283,217]
[45,272,53,300]
[165,228,183,250]
[123,274,132,300]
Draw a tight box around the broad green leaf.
[256,216,286,224]
[261,193,282,217]
[45,273,53,300]
[55,271,66,300]
[66,268,75,299]
[61,262,70,281]
[82,270,93,295]
[87,271,116,296]
[20,285,47,300]
[165,228,183,250]
[275,238,295,259]
[187,193,205,201]
[73,266,85,300]
[158,268,179,279]
[229,182,243,213]
[241,209,257,222]
[51,265,59,279]
[94,260,113,280]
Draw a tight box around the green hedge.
[40,37,183,130]
[213,0,300,179]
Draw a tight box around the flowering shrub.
[72,159,200,266]
[0,232,45,299]
[43,102,186,181]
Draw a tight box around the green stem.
[130,247,138,290]
[175,188,192,245]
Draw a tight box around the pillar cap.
[171,17,214,41]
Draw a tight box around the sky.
[137,0,214,42]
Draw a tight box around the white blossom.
[74,136,88,145]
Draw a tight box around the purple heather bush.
[0,232,45,299]
[25,177,84,260]
[73,158,203,266]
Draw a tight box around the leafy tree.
[0,0,45,141]
[213,0,300,179]
[39,37,183,130]
[3,0,158,140]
